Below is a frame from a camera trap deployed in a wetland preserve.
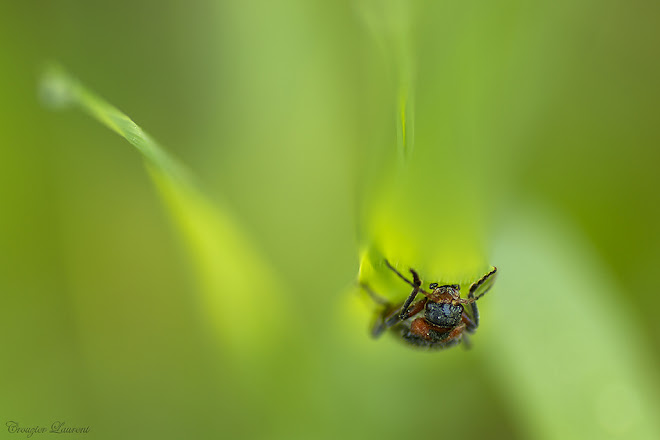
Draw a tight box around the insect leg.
[371,297,427,338]
[467,289,480,329]
[398,285,421,320]
[368,260,434,338]
[383,259,430,319]
[359,282,389,306]
[361,282,422,338]
[360,283,396,338]
[371,307,400,338]
[462,309,478,333]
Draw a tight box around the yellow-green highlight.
[356,0,492,310]
[40,66,286,354]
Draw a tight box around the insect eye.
[429,283,438,289]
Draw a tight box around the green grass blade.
[484,204,660,440]
[40,65,286,354]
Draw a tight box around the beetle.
[362,260,497,350]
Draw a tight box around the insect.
[363,260,497,350]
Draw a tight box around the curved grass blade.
[354,1,492,316]
[40,65,286,354]
[484,204,660,440]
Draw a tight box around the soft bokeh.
[1,1,659,439]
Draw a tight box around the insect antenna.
[469,267,498,300]
[383,259,431,296]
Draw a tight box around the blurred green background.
[1,1,660,439]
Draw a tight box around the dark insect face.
[424,302,463,328]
